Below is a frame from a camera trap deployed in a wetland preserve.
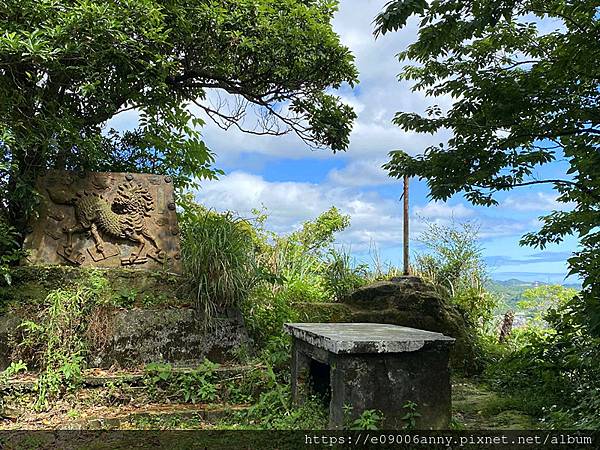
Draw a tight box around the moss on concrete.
[0,266,189,312]
[0,266,250,370]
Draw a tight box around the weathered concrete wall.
[0,308,249,370]
[90,308,250,367]
[329,348,452,429]
[0,266,250,370]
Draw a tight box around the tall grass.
[180,208,259,324]
[323,247,368,301]
[368,242,403,281]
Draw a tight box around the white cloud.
[502,192,575,212]
[414,201,475,219]
[194,171,526,251]
[195,171,414,249]
[327,158,394,186]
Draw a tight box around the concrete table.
[284,323,455,429]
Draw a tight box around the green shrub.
[17,270,111,410]
[242,285,299,347]
[0,360,27,384]
[486,295,600,429]
[516,285,578,327]
[349,409,384,430]
[0,218,25,286]
[228,383,328,429]
[240,207,358,347]
[143,360,220,404]
[414,220,497,329]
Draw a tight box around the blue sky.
[109,0,578,283]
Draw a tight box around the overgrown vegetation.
[0,0,594,434]
[414,220,497,330]
[143,361,220,405]
[179,196,262,323]
[0,218,24,285]
[177,197,367,347]
[16,272,111,409]
[411,220,498,374]
[410,220,598,429]
[3,197,590,430]
[486,291,600,429]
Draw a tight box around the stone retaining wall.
[0,307,249,370]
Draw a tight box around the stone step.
[1,364,266,425]
[2,402,249,430]
[3,364,264,391]
[69,404,250,430]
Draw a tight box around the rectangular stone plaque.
[23,171,182,273]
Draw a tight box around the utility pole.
[403,175,410,276]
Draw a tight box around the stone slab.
[284,322,455,354]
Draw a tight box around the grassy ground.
[452,377,538,430]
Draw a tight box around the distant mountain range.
[487,278,581,313]
[491,278,581,289]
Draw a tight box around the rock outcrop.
[342,276,474,371]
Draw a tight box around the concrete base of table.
[284,323,455,430]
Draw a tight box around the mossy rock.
[343,276,476,372]
[293,302,353,323]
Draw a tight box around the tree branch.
[475,179,600,202]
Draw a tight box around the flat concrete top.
[284,323,455,354]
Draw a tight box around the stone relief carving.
[23,171,182,273]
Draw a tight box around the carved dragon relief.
[24,171,182,272]
[49,181,166,266]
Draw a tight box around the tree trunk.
[498,310,515,343]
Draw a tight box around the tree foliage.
[376,0,599,333]
[517,284,578,326]
[0,0,358,230]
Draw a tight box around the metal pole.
[403,175,410,276]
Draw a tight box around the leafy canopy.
[375,0,599,333]
[0,0,358,226]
